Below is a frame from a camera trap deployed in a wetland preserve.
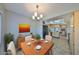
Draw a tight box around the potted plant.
[35,34,41,44]
[4,33,14,52]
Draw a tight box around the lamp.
[32,5,43,21]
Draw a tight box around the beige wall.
[74,11,79,54]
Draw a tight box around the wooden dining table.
[20,39,54,55]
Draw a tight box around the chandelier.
[32,5,43,21]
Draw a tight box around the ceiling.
[3,3,79,20]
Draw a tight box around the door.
[43,25,48,39]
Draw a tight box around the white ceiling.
[3,3,79,20]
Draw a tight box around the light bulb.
[34,12,37,17]
[40,14,43,18]
[32,16,35,20]
[37,17,40,20]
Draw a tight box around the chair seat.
[16,50,23,55]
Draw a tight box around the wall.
[0,14,1,44]
[74,11,79,54]
[0,4,7,53]
[0,4,4,45]
[35,21,43,38]
[5,11,43,42]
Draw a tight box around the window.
[49,19,64,24]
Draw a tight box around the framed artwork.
[19,24,30,33]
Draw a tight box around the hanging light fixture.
[32,5,43,21]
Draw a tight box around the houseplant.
[35,34,42,51]
[35,34,41,40]
[4,33,14,52]
[35,34,41,44]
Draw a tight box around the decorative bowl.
[27,42,31,46]
[35,45,42,50]
[45,40,48,43]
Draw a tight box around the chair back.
[45,35,52,41]
[7,41,16,55]
[25,36,32,42]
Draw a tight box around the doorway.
[43,25,48,39]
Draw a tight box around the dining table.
[20,39,54,55]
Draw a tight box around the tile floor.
[52,36,71,55]
[0,44,5,55]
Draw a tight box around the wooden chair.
[17,35,25,49]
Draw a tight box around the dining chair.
[25,35,32,42]
[45,35,53,55]
[45,35,52,41]
[7,41,23,55]
[17,36,25,49]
